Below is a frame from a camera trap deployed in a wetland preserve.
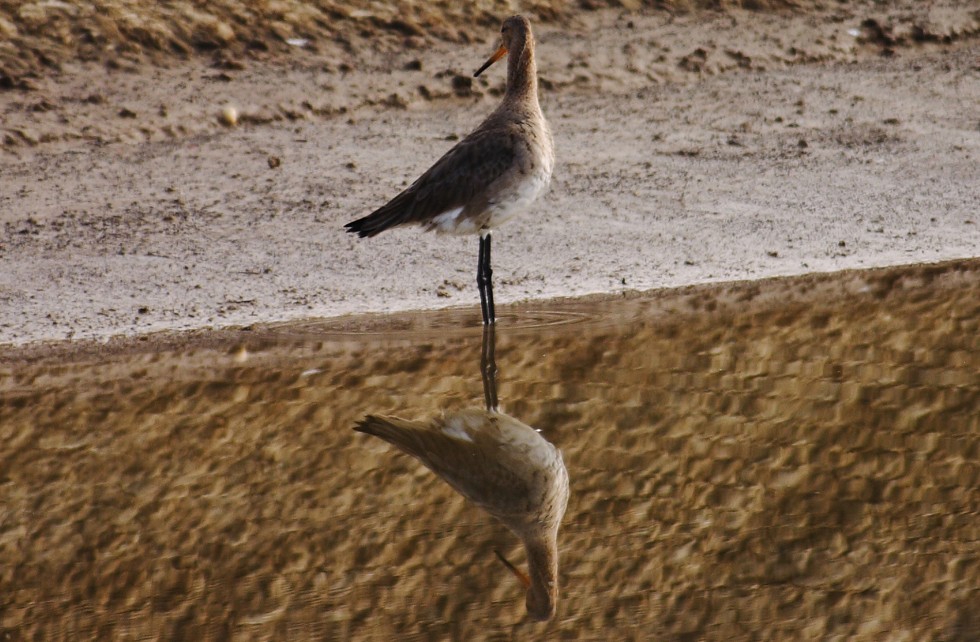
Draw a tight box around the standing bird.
[354,409,569,620]
[344,15,554,325]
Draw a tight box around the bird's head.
[474,15,533,78]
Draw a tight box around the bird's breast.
[482,125,553,229]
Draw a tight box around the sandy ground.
[1,1,979,348]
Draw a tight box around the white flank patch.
[431,206,466,233]
[443,418,474,442]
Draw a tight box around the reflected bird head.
[496,547,556,621]
[526,584,557,622]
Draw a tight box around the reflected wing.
[354,413,534,511]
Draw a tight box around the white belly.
[484,165,552,230]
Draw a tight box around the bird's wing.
[354,414,534,510]
[345,128,516,237]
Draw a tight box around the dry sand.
[1,0,978,348]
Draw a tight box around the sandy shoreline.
[1,257,976,367]
[1,2,978,349]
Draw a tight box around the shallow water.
[1,262,978,640]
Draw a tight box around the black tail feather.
[345,192,415,238]
[344,216,383,238]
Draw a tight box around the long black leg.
[481,323,498,411]
[484,233,495,323]
[477,235,488,324]
[477,232,495,325]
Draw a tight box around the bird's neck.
[504,40,539,109]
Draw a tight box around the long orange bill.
[474,45,507,77]
[493,549,530,588]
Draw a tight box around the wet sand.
[2,1,979,346]
[1,260,978,639]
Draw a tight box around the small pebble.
[220,105,239,127]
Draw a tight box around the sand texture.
[1,0,978,346]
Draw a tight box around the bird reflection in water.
[354,324,569,621]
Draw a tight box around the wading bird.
[345,15,554,325]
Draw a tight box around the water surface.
[1,261,978,640]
